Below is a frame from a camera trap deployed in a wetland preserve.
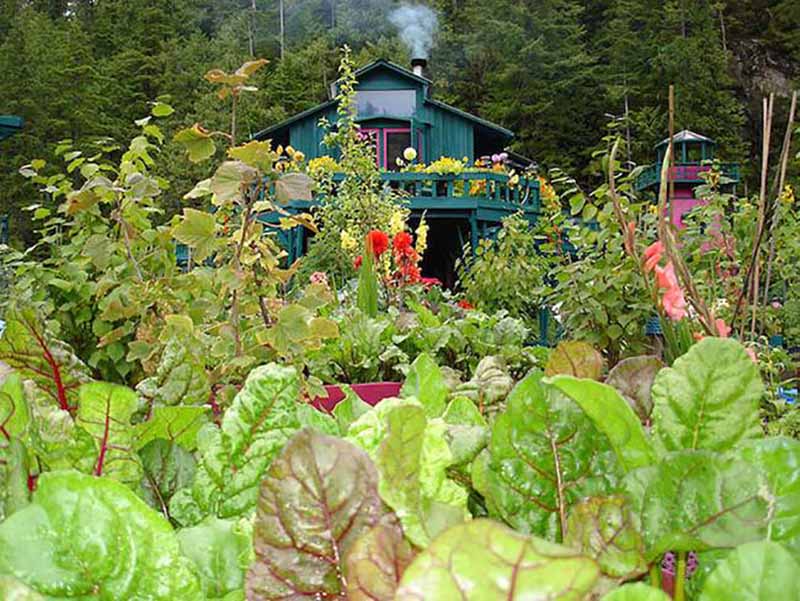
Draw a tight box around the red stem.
[93,395,112,476]
[26,320,71,413]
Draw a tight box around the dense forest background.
[1,0,798,244]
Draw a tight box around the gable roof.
[656,129,715,148]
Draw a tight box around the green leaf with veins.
[0,470,201,599]
[246,429,386,600]
[401,353,448,417]
[0,575,45,600]
[133,406,209,451]
[172,208,218,261]
[699,540,800,601]
[209,160,258,204]
[605,355,664,423]
[485,371,622,541]
[138,439,196,520]
[0,372,30,437]
[135,337,210,408]
[624,450,772,560]
[600,583,670,601]
[651,338,763,453]
[395,519,600,600]
[169,363,301,526]
[548,375,657,471]
[177,517,250,599]
[75,381,141,482]
[564,495,647,580]
[735,437,800,558]
[174,123,215,163]
[0,438,30,521]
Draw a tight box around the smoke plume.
[389,3,438,59]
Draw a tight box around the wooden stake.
[668,85,676,226]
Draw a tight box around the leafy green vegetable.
[135,337,210,407]
[485,371,621,540]
[442,396,486,426]
[735,437,800,557]
[139,439,196,519]
[548,375,657,471]
[246,429,386,599]
[401,353,448,417]
[177,517,250,599]
[698,540,800,600]
[332,385,372,434]
[395,519,600,600]
[651,338,763,452]
[564,496,647,580]
[75,381,141,482]
[133,405,209,451]
[600,583,670,600]
[0,575,45,600]
[169,363,302,525]
[454,355,514,410]
[545,340,604,380]
[0,372,30,437]
[624,450,772,560]
[345,517,416,601]
[0,438,29,520]
[0,470,201,599]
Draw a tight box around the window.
[384,129,411,171]
[356,90,416,118]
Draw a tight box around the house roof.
[0,115,23,141]
[252,59,513,142]
[656,129,715,148]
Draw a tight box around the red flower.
[420,277,442,288]
[393,231,414,253]
[457,299,474,310]
[366,230,389,258]
[353,255,363,269]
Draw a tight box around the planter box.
[312,382,402,413]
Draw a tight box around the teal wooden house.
[253,59,539,284]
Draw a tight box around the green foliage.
[0,470,201,599]
[395,519,600,600]
[344,518,415,601]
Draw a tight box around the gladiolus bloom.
[458,299,474,310]
[366,230,389,258]
[353,255,363,269]
[662,286,688,321]
[644,241,664,272]
[714,318,731,338]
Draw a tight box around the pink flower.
[310,271,329,287]
[644,241,663,272]
[655,262,679,290]
[714,318,731,338]
[745,347,758,363]
[662,285,688,321]
[420,277,442,288]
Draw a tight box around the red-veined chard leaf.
[0,305,91,413]
[605,355,664,424]
[394,519,600,600]
[735,437,800,558]
[169,363,302,526]
[0,470,201,599]
[75,381,141,482]
[177,516,251,599]
[0,371,30,439]
[246,428,386,600]
[485,371,622,541]
[624,450,772,560]
[600,583,670,600]
[698,540,800,601]
[548,375,657,471]
[345,517,416,601]
[133,405,209,451]
[135,337,210,407]
[564,495,648,581]
[0,437,30,521]
[651,338,763,453]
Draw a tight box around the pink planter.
[311,382,402,413]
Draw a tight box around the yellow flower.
[389,210,406,236]
[340,230,357,251]
[780,184,795,205]
[293,151,305,163]
[415,218,429,255]
[286,145,295,156]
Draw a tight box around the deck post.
[469,213,478,254]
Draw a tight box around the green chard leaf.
[0,438,30,521]
[0,371,30,437]
[135,337,210,407]
[75,381,142,482]
[169,363,301,525]
[246,429,386,600]
[0,575,45,600]
[394,519,600,600]
[0,470,201,599]
[735,437,800,558]
[600,583,671,601]
[177,517,250,599]
[624,450,773,560]
[564,495,648,581]
[545,340,604,380]
[651,337,763,453]
[605,355,664,424]
[345,517,416,601]
[138,439,196,520]
[0,305,91,413]
[698,540,800,601]
[485,371,622,541]
[133,405,209,451]
[401,353,448,417]
[548,375,657,471]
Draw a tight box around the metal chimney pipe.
[411,57,427,77]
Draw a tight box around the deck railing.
[303,170,541,213]
[635,162,740,191]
